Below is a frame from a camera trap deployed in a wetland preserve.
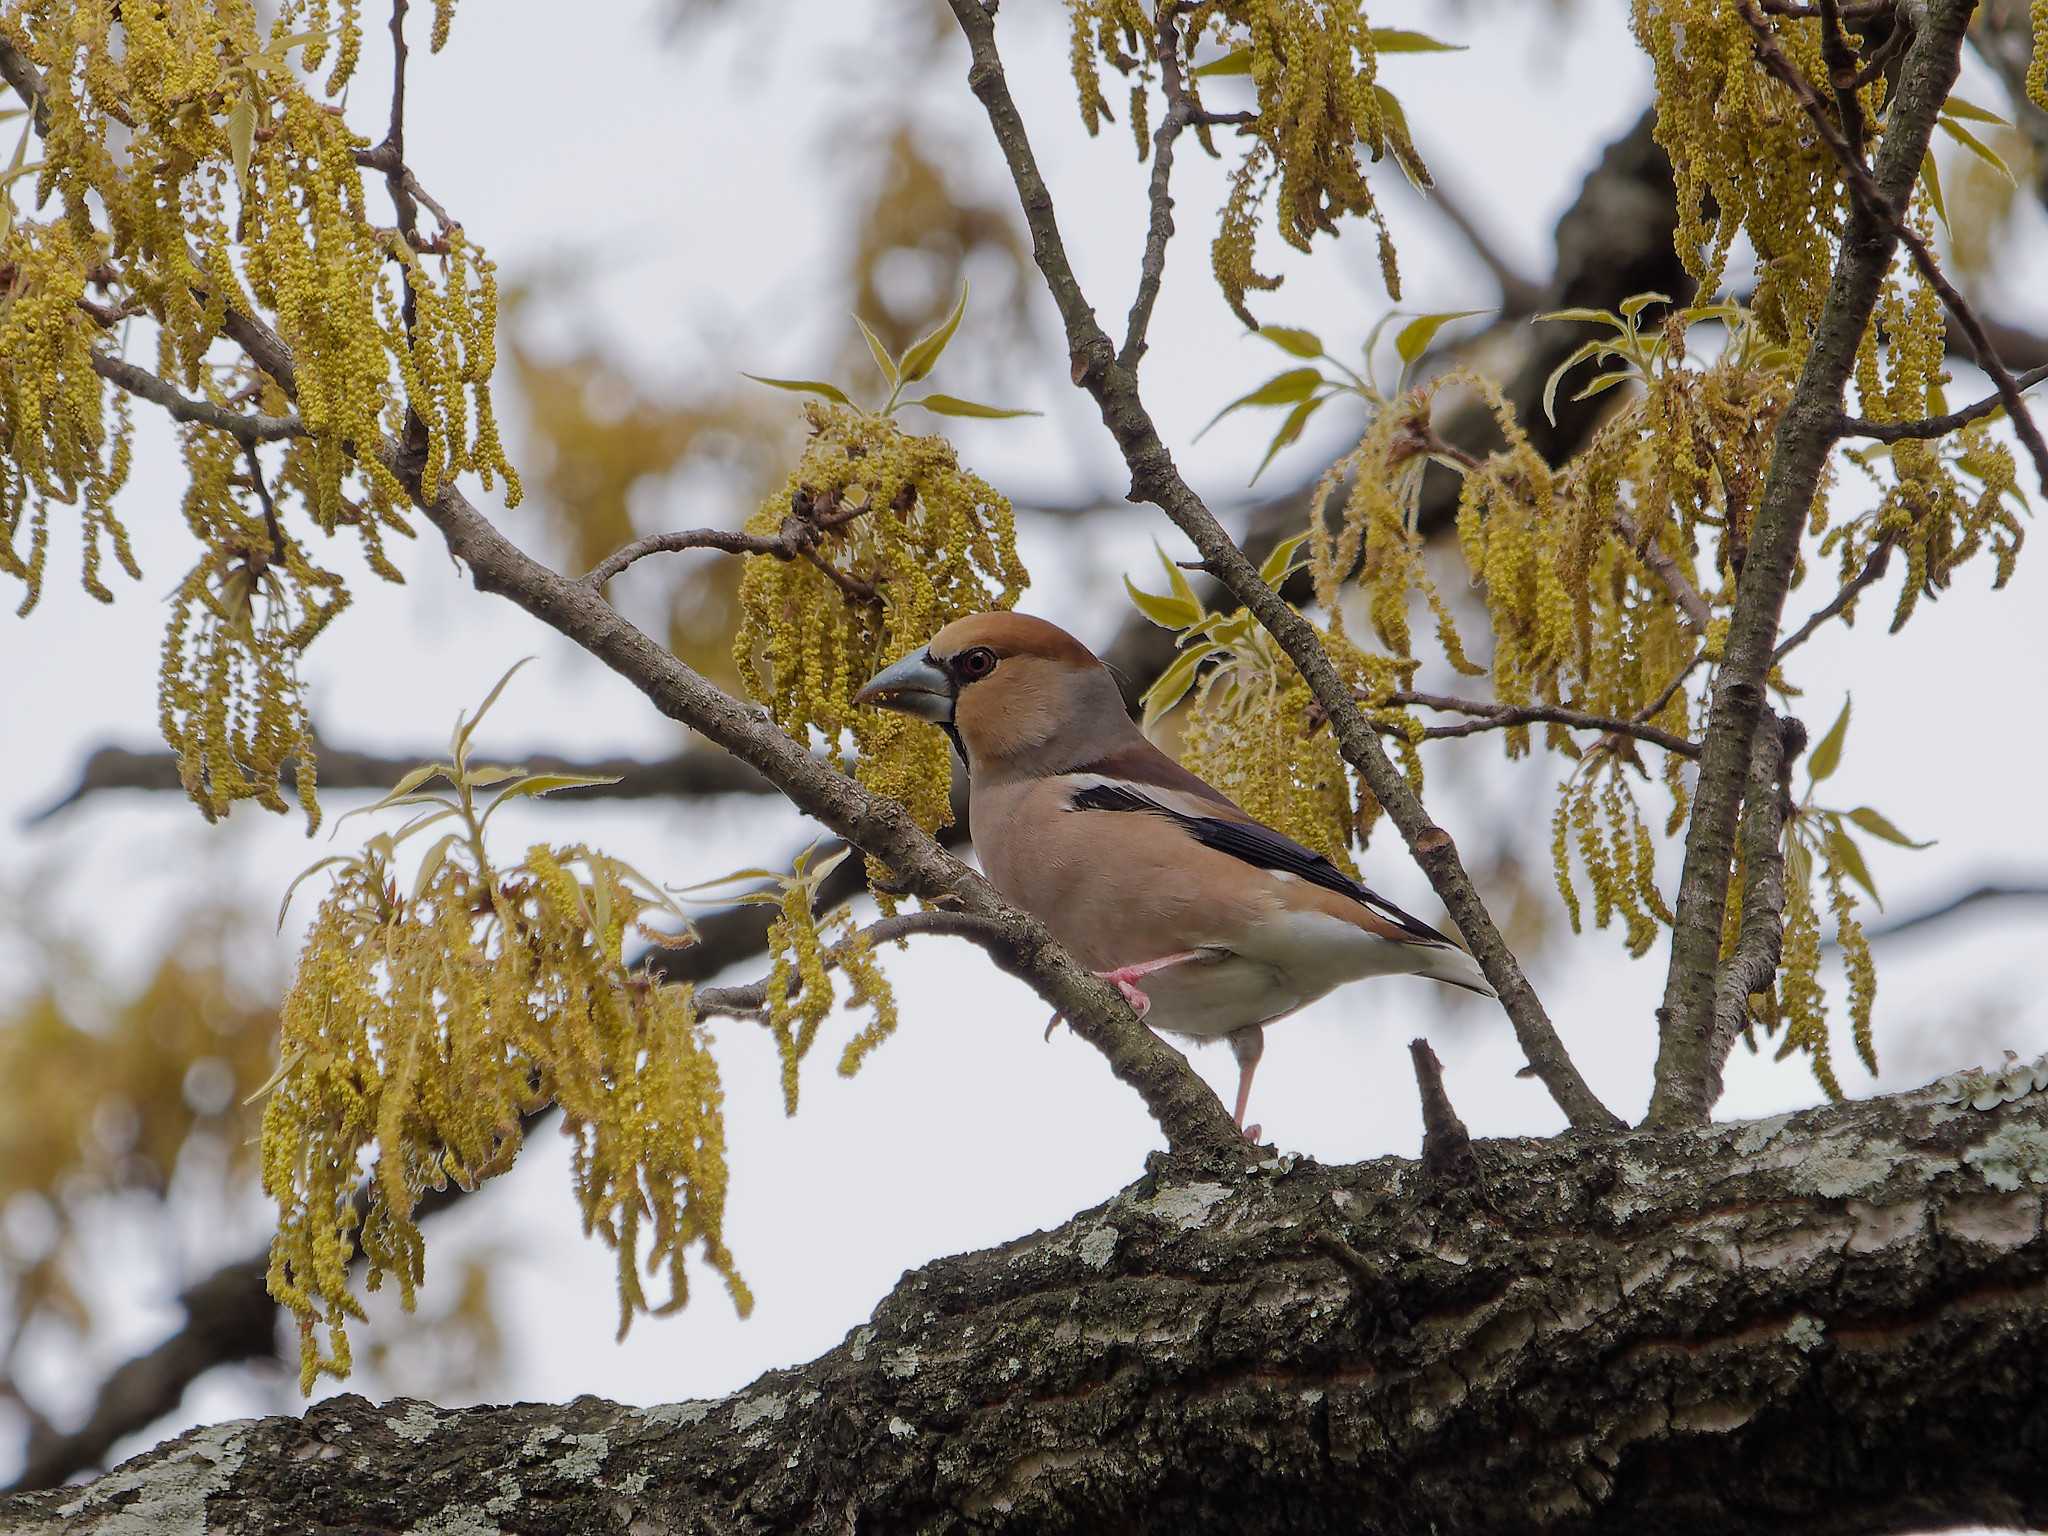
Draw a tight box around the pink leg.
[1229,1025,1266,1143]
[1093,950,1207,1021]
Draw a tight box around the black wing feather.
[1069,782,1450,946]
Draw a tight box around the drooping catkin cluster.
[265,796,743,1390]
[734,403,1027,839]
[0,221,139,613]
[745,849,901,1115]
[1631,0,1847,339]
[1066,0,1424,325]
[158,426,346,831]
[2,0,511,824]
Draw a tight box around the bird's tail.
[1417,943,1495,998]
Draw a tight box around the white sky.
[3,0,2046,1475]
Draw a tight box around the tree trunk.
[7,1071,2047,1535]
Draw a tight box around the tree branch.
[694,909,1011,1017]
[11,1076,2048,1534]
[1118,1,1192,371]
[24,740,778,824]
[1838,361,2048,440]
[944,0,1619,1133]
[584,490,876,605]
[88,353,305,443]
[1773,534,1897,663]
[1647,0,1977,1129]
[1704,711,1799,1110]
[1384,690,1700,758]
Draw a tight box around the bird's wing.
[1064,778,1454,948]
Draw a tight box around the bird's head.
[854,612,1130,774]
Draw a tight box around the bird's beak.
[854,649,954,722]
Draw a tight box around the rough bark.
[7,1073,2046,1535]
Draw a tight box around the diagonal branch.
[88,352,304,442]
[1386,690,1701,758]
[1119,1,1193,371]
[943,0,1619,1133]
[1838,361,2048,440]
[1648,0,1979,1127]
[694,909,1011,1017]
[1704,710,1800,1109]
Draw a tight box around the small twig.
[1635,651,1707,727]
[1773,535,1895,662]
[1838,363,2048,441]
[1703,711,1801,1109]
[1408,1038,1482,1188]
[1386,689,1701,758]
[691,909,1013,1017]
[1119,2,1193,371]
[242,442,286,560]
[1739,0,2048,494]
[89,351,305,443]
[1613,509,1714,632]
[585,493,879,603]
[1836,880,2048,945]
[0,34,50,137]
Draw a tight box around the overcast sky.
[4,0,2046,1471]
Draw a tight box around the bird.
[853,611,1494,1141]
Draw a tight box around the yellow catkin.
[3,0,507,829]
[733,405,1027,846]
[264,824,744,1390]
[1066,0,1424,325]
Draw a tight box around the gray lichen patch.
[387,1402,443,1445]
[1964,1120,2048,1193]
[56,1419,252,1536]
[640,1399,713,1429]
[1077,1224,1120,1270]
[1940,1191,2043,1248]
[732,1393,790,1432]
[1133,1180,1231,1231]
[409,1507,506,1536]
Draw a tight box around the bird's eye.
[955,646,998,681]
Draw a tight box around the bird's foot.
[1240,1122,1263,1144]
[1091,967,1154,1020]
[1044,1012,1065,1041]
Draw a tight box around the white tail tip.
[1420,944,1495,998]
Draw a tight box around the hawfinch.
[855,613,1493,1139]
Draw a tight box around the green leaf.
[411,830,464,903]
[1534,306,1626,329]
[1618,291,1672,319]
[460,764,526,789]
[1825,824,1882,909]
[1369,27,1465,52]
[1192,46,1251,77]
[1541,338,1614,426]
[1845,806,1934,849]
[481,772,624,828]
[1153,541,1200,611]
[336,763,454,826]
[1920,149,1948,229]
[853,315,898,386]
[898,280,968,384]
[1941,94,2010,126]
[1572,370,1636,403]
[1140,642,1218,728]
[743,374,854,406]
[1808,696,1851,783]
[1256,325,1324,358]
[227,92,256,186]
[1196,367,1322,439]
[277,856,357,929]
[1938,116,2016,186]
[1395,309,1486,367]
[905,393,1039,419]
[1258,529,1313,587]
[1250,392,1329,484]
[1124,573,1202,631]
[454,657,534,761]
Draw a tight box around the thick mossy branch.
[11,1075,2048,1535]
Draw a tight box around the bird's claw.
[1044,1012,1066,1041]
[1240,1122,1263,1143]
[1099,974,1152,1019]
